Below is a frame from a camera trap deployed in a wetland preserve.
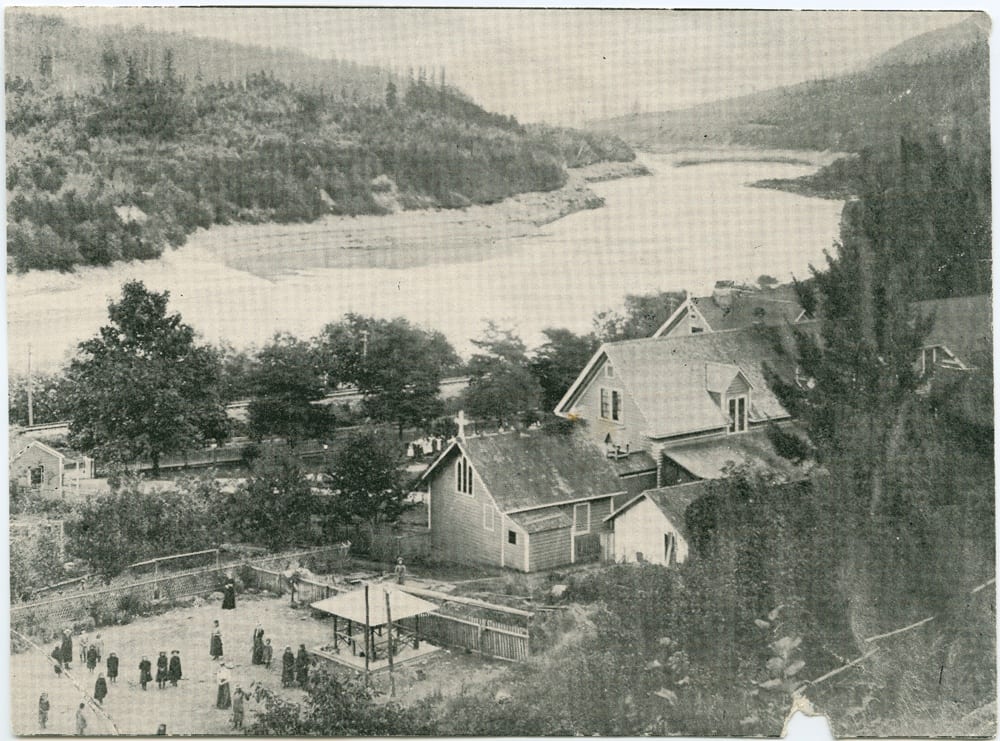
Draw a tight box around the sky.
[14,8,978,124]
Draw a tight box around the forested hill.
[587,15,989,157]
[5,12,635,273]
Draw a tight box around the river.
[7,150,844,374]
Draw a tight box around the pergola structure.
[310,584,438,673]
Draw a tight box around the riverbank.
[184,159,649,277]
[9,150,843,376]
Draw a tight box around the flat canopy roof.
[311,584,438,625]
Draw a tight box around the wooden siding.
[572,358,649,452]
[610,497,689,566]
[11,445,63,495]
[659,457,699,487]
[620,470,657,497]
[727,374,750,396]
[429,455,507,568]
[502,514,527,572]
[660,303,711,338]
[529,527,572,571]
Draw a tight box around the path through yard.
[11,592,513,735]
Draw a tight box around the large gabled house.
[554,324,810,491]
[418,430,626,572]
[653,283,811,339]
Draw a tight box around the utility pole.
[26,344,34,427]
[361,329,369,359]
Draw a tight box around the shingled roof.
[605,481,712,541]
[662,429,810,482]
[420,431,625,513]
[689,288,808,332]
[593,325,805,439]
[915,294,992,367]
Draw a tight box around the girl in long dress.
[222,581,236,610]
[295,644,310,688]
[210,620,224,660]
[251,624,264,664]
[106,653,119,683]
[281,646,295,687]
[139,656,152,691]
[168,651,182,687]
[94,673,108,705]
[216,664,232,709]
[155,651,169,689]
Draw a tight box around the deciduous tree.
[321,428,409,530]
[319,314,459,435]
[64,281,228,473]
[247,333,331,444]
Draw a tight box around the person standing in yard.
[251,623,265,665]
[93,673,108,705]
[210,620,224,660]
[106,652,119,683]
[155,651,169,689]
[262,638,273,669]
[222,581,236,610]
[168,650,182,687]
[215,664,232,709]
[51,643,64,675]
[231,686,246,729]
[138,656,152,691]
[394,557,407,584]
[79,634,89,665]
[61,629,74,669]
[93,633,104,663]
[295,644,310,688]
[75,703,87,735]
[86,643,98,673]
[38,693,50,730]
[281,646,295,687]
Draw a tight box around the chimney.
[712,280,735,309]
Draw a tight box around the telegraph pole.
[26,344,34,427]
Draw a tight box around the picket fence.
[249,567,532,662]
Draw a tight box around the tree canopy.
[321,428,409,529]
[463,323,541,427]
[64,280,228,472]
[246,333,332,444]
[319,314,459,434]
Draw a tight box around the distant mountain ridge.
[5,11,396,102]
[588,14,989,156]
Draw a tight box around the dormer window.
[600,388,622,423]
[727,395,748,434]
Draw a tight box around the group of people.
[406,435,446,459]
[280,644,313,689]
[138,650,183,691]
[251,623,273,667]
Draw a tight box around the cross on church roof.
[455,410,468,439]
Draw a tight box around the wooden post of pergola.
[363,584,371,679]
[333,615,338,651]
[385,590,395,697]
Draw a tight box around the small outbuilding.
[602,482,708,566]
[10,440,94,498]
[309,584,440,671]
